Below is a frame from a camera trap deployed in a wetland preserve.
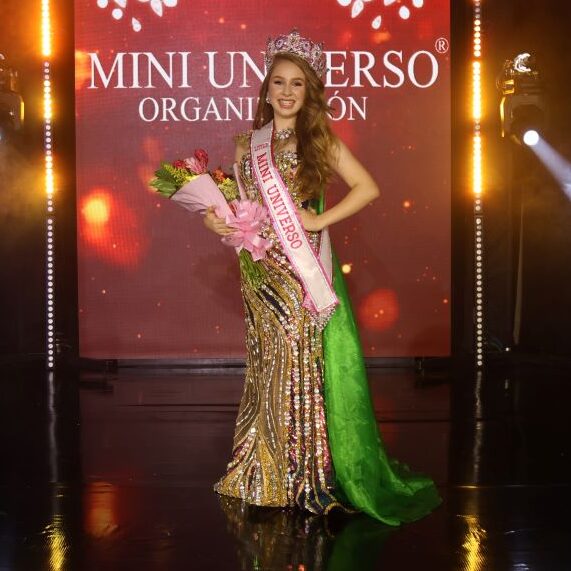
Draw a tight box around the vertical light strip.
[42,0,56,370]
[472,1,484,369]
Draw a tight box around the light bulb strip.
[473,0,484,369]
[43,0,55,370]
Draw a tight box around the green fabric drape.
[315,193,442,526]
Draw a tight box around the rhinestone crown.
[265,29,326,78]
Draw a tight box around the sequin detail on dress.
[213,132,356,516]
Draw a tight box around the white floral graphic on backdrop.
[95,0,425,33]
[337,0,425,30]
[96,0,178,32]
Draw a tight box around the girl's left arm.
[298,138,380,231]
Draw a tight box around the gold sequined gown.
[213,133,353,515]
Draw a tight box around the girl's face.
[267,59,307,122]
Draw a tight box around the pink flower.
[184,148,209,174]
[183,157,201,174]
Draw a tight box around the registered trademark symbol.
[435,37,449,54]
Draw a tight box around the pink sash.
[250,121,338,328]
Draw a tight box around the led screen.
[75,0,451,358]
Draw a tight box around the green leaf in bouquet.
[154,162,178,183]
[218,178,240,202]
[162,163,194,187]
[150,178,177,197]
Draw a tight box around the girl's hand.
[203,206,235,236]
[297,206,324,232]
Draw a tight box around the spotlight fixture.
[0,54,24,144]
[522,129,539,147]
[497,53,550,352]
[498,52,547,143]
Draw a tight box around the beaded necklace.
[273,127,296,141]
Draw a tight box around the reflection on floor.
[0,360,570,570]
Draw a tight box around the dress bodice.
[236,131,308,208]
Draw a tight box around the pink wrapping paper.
[170,174,233,219]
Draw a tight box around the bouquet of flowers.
[149,149,272,288]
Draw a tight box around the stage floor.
[1,360,570,570]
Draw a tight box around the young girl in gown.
[204,29,442,526]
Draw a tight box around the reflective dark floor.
[1,359,570,570]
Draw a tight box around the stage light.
[472,62,482,121]
[0,56,25,144]
[41,0,52,57]
[42,0,56,371]
[498,53,551,351]
[522,129,539,146]
[473,134,482,196]
[472,0,485,369]
[498,52,547,143]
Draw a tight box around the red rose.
[194,148,208,165]
[172,159,186,169]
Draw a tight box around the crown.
[265,29,326,78]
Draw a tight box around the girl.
[205,30,441,525]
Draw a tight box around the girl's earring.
[266,96,271,104]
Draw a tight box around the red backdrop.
[75,0,451,358]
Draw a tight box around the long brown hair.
[253,53,338,201]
